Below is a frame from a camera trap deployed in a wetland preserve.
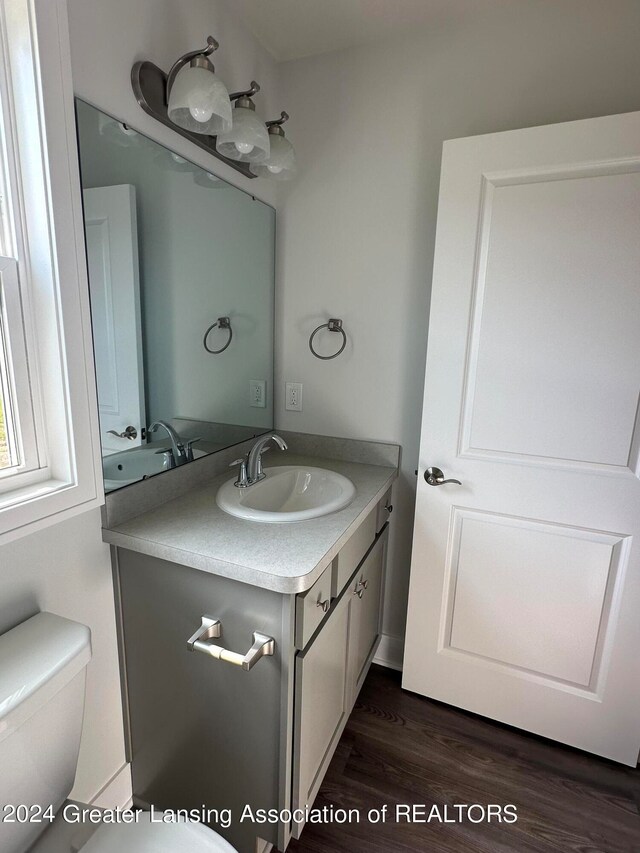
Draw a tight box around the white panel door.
[403,111,640,765]
[83,185,145,452]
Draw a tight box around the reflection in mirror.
[75,100,275,492]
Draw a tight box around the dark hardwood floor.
[288,665,640,853]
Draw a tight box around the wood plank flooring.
[288,665,640,853]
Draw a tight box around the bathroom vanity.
[102,435,398,853]
[76,98,399,853]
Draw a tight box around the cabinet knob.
[316,598,330,613]
[353,578,368,599]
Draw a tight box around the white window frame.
[0,0,103,543]
[0,256,41,482]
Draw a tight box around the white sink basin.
[216,465,356,523]
[103,445,206,491]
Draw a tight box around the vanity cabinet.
[113,486,392,853]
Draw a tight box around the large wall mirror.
[75,100,275,492]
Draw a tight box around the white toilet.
[0,611,237,853]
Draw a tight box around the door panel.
[83,185,145,450]
[443,509,626,690]
[403,111,640,765]
[462,169,640,472]
[292,596,350,832]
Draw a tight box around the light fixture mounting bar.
[131,60,257,179]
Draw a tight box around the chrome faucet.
[230,433,288,488]
[149,421,200,466]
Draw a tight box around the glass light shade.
[216,105,270,163]
[250,134,296,180]
[167,64,232,135]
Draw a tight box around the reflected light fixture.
[215,82,270,164]
[167,36,232,135]
[193,170,228,189]
[250,112,296,180]
[98,113,142,147]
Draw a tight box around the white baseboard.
[90,763,133,809]
[373,633,404,671]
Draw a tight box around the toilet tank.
[0,612,91,853]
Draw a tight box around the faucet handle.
[185,437,202,462]
[155,448,176,469]
[230,457,249,488]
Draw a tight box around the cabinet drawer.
[295,563,334,649]
[292,595,350,837]
[376,487,393,534]
[332,508,376,597]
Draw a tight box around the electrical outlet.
[249,379,266,408]
[285,382,303,412]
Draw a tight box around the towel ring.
[203,317,232,354]
[309,318,347,360]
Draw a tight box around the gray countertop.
[103,453,397,593]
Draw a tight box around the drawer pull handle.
[316,597,331,613]
[187,615,275,672]
[385,503,393,514]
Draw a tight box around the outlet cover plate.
[250,379,266,408]
[285,381,303,412]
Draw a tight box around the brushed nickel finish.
[187,615,276,672]
[424,466,462,486]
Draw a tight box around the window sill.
[0,475,103,545]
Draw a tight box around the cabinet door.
[292,595,350,837]
[348,525,388,701]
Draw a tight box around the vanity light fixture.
[250,112,296,180]
[215,82,270,163]
[166,36,232,135]
[131,37,295,179]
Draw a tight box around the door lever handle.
[424,466,462,486]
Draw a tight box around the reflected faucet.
[149,421,200,466]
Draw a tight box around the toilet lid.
[78,812,237,853]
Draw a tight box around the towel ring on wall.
[309,318,347,360]
[203,317,233,354]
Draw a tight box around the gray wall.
[275,0,640,650]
